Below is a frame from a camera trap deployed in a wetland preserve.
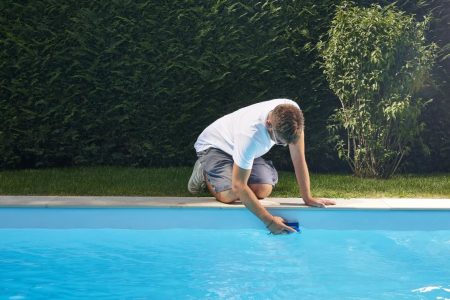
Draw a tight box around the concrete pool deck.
[0,196,449,210]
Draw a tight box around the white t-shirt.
[194,99,300,170]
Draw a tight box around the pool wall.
[1,207,450,231]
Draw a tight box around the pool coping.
[0,195,449,210]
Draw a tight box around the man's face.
[271,126,287,147]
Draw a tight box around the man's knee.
[249,184,273,199]
[215,189,238,204]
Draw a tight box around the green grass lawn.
[0,166,449,198]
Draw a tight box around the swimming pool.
[1,208,450,299]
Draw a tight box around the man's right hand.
[267,216,297,235]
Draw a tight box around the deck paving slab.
[0,196,449,210]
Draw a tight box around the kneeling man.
[188,99,335,234]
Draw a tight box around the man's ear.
[266,111,274,128]
[266,115,273,128]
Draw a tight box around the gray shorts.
[197,148,278,193]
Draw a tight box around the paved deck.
[0,196,449,209]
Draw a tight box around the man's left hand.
[304,197,336,208]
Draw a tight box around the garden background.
[1,0,448,173]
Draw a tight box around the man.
[188,99,335,234]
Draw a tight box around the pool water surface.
[1,227,450,299]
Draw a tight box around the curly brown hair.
[272,104,304,144]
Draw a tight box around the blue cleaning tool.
[284,221,301,233]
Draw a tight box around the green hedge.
[0,0,341,170]
[0,0,448,172]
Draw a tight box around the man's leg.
[209,183,273,204]
[197,148,237,203]
[246,157,277,200]
[198,149,277,204]
[206,180,238,204]
[249,183,273,199]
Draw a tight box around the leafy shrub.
[319,3,436,178]
[355,0,450,173]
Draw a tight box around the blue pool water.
[1,227,450,299]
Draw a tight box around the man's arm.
[289,131,336,207]
[232,163,296,234]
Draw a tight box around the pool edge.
[0,195,449,210]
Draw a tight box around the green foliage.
[391,0,450,173]
[0,0,339,169]
[319,3,437,178]
[354,0,450,173]
[1,0,447,173]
